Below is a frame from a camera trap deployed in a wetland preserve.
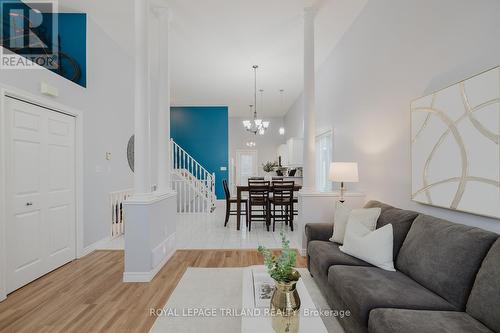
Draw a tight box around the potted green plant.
[258,231,301,332]
[262,161,278,180]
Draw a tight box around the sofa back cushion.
[466,238,500,332]
[363,201,419,259]
[364,200,393,212]
[396,215,498,309]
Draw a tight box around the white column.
[302,7,316,191]
[155,6,172,193]
[133,0,151,195]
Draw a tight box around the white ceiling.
[62,0,367,118]
[169,0,367,117]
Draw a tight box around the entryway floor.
[100,203,301,251]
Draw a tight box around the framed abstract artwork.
[411,67,500,219]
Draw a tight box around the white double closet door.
[5,97,76,294]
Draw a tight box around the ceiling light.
[242,65,270,136]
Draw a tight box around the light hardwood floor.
[0,250,307,333]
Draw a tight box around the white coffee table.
[241,266,328,333]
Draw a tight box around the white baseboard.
[123,233,176,283]
[79,236,111,258]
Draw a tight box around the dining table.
[235,184,302,230]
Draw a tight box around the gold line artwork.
[413,107,470,209]
[412,177,500,198]
[411,67,500,217]
[460,83,500,144]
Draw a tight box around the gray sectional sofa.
[305,201,500,333]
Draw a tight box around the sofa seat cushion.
[328,266,456,324]
[368,309,493,333]
[308,240,371,275]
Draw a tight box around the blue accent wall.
[56,13,87,87]
[38,12,87,87]
[0,0,86,87]
[171,106,228,199]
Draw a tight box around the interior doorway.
[235,150,258,186]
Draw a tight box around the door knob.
[26,202,33,206]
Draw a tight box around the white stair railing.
[110,189,133,237]
[170,139,216,213]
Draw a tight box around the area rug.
[149,268,344,333]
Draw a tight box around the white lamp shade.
[329,162,359,183]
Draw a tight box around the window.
[315,130,333,192]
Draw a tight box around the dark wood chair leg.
[289,204,294,231]
[248,204,252,232]
[285,205,289,226]
[266,203,270,232]
[224,201,230,227]
[245,202,249,227]
[272,203,276,232]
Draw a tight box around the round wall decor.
[127,135,134,173]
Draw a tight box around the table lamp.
[329,162,359,203]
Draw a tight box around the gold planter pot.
[270,270,301,333]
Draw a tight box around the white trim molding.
[0,84,84,301]
[123,232,176,283]
[79,237,112,259]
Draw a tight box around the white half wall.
[286,0,500,233]
[123,192,177,282]
[0,0,135,247]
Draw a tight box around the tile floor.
[100,202,301,250]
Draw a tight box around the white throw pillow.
[346,208,381,233]
[340,221,395,271]
[330,201,352,244]
[330,205,381,244]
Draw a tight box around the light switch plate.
[40,82,59,97]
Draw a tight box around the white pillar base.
[123,191,177,282]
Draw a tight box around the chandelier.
[243,65,270,135]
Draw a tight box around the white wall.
[229,116,286,177]
[285,0,500,233]
[284,94,304,140]
[0,0,135,247]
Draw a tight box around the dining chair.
[248,177,265,181]
[269,181,295,232]
[223,180,248,227]
[248,180,270,232]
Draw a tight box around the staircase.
[170,139,216,214]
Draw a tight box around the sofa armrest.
[305,223,334,243]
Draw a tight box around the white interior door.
[236,150,258,186]
[5,97,76,294]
